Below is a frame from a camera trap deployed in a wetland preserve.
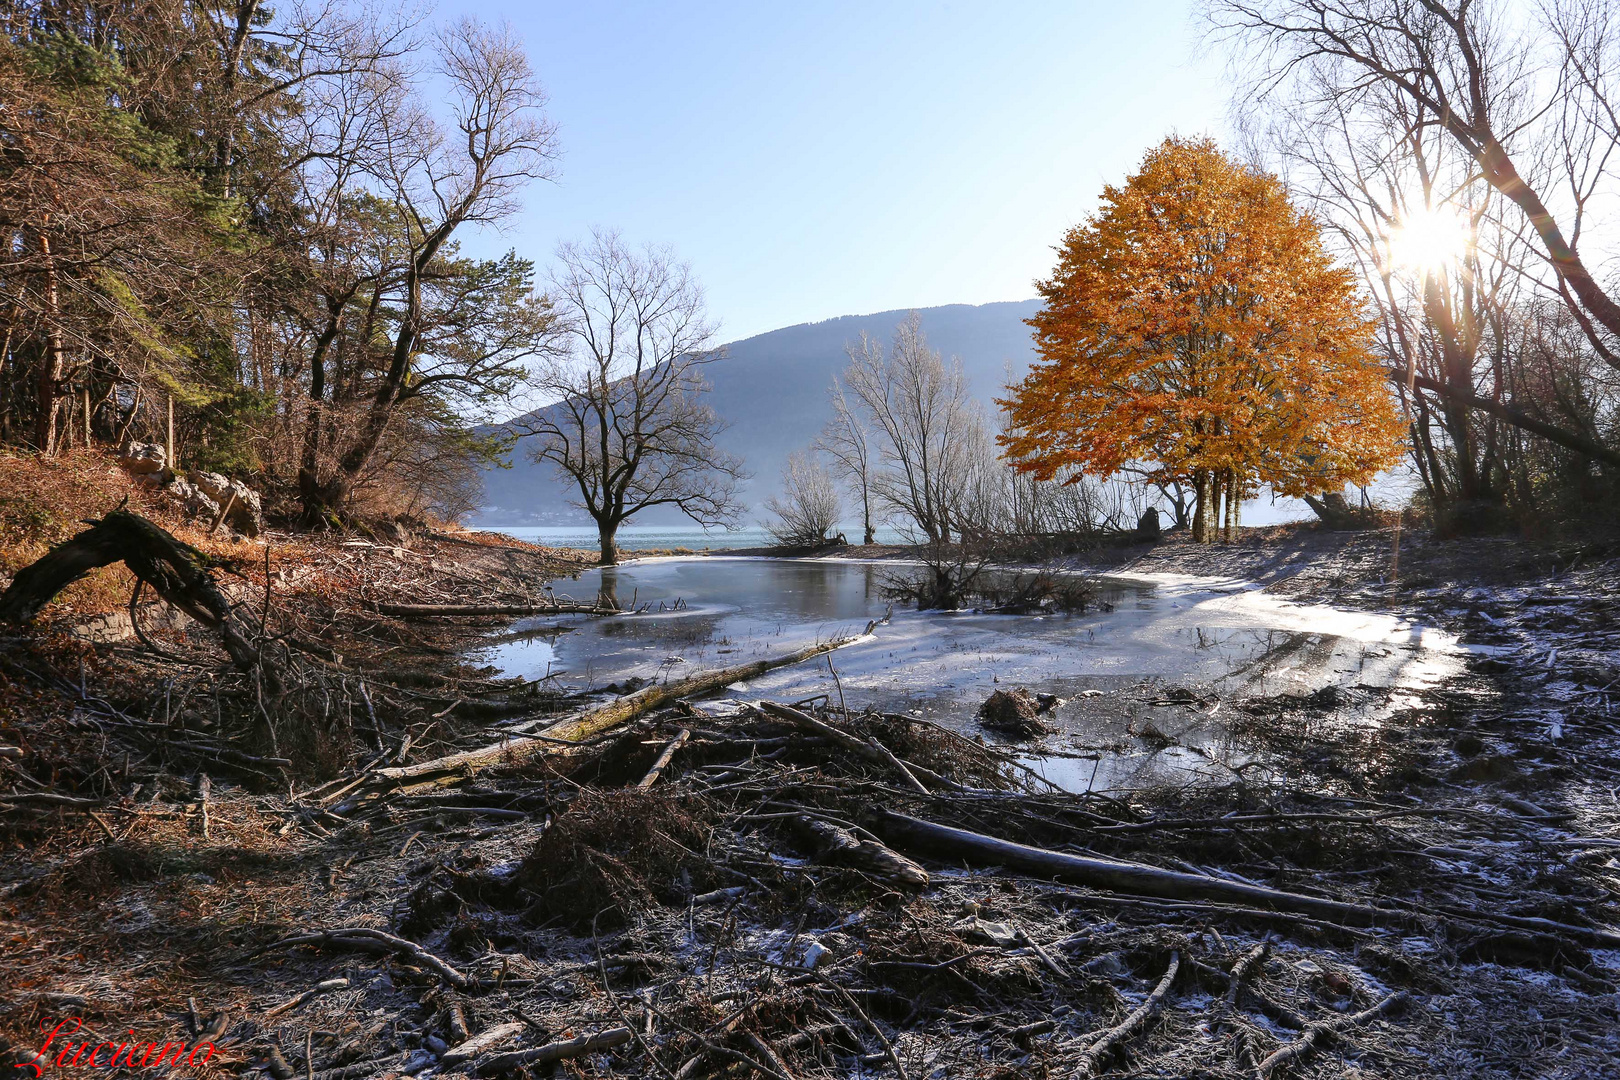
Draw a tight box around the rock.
[117,441,167,475]
[166,477,219,523]
[191,471,263,536]
[1136,506,1162,540]
[978,687,1048,738]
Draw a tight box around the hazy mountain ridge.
[476,299,1042,526]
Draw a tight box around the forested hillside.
[0,2,556,525]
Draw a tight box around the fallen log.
[370,600,618,618]
[370,636,867,789]
[1078,950,1178,1076]
[872,809,1405,929]
[473,1027,632,1075]
[1255,991,1408,1077]
[793,814,929,889]
[0,508,260,675]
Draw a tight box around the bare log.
[793,815,928,889]
[371,636,866,789]
[473,1027,632,1075]
[370,600,618,617]
[1255,991,1408,1077]
[872,810,1405,928]
[1077,950,1179,1076]
[0,508,260,674]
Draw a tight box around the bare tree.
[815,377,876,544]
[1215,0,1620,371]
[1219,0,1620,520]
[297,18,559,523]
[840,313,983,542]
[763,451,842,547]
[520,231,745,564]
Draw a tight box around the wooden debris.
[0,508,262,676]
[263,928,470,988]
[472,1026,632,1075]
[637,727,691,788]
[1255,991,1408,1077]
[1078,950,1179,1076]
[872,809,1407,928]
[264,977,351,1019]
[757,701,932,793]
[372,637,863,789]
[794,815,929,889]
[371,599,619,618]
[441,1021,525,1066]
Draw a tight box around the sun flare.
[1387,206,1472,275]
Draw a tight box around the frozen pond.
[473,557,1464,793]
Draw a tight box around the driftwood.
[758,701,932,793]
[793,814,929,889]
[637,727,691,788]
[872,810,1406,928]
[371,636,865,789]
[0,508,259,674]
[1255,991,1408,1077]
[472,1027,632,1075]
[370,599,618,618]
[1078,950,1179,1076]
[263,927,469,988]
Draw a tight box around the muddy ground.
[1,522,1617,1079]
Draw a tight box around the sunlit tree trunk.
[33,226,67,455]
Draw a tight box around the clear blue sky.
[437,1,1226,343]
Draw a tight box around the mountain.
[475,299,1043,526]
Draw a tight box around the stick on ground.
[1077,950,1179,1076]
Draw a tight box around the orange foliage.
[1000,137,1404,537]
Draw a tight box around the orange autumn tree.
[1000,137,1404,542]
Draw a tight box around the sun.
[1387,206,1472,276]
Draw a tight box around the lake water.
[472,556,1463,793]
[480,524,912,551]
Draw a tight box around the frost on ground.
[3,526,1618,1079]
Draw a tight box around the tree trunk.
[34,227,67,455]
[598,522,619,566]
[0,510,264,679]
[1222,469,1237,542]
[1191,470,1212,544]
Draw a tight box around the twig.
[814,974,910,1080]
[1077,950,1179,1076]
[262,928,469,988]
[265,978,350,1019]
[1255,990,1408,1077]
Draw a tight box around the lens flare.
[1387,206,1471,276]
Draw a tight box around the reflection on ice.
[471,557,1465,793]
